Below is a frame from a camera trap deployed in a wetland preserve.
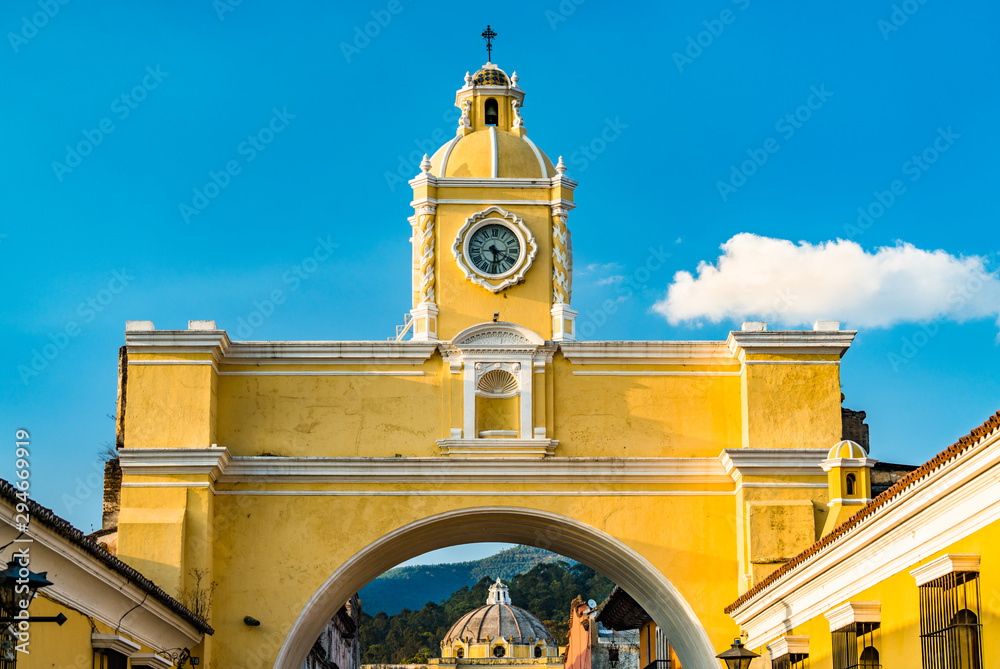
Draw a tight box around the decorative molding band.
[91,633,141,655]
[827,498,870,506]
[910,553,980,586]
[741,483,829,489]
[435,199,553,206]
[766,635,809,658]
[438,438,558,458]
[120,448,231,481]
[821,457,877,471]
[573,371,740,377]
[130,654,174,668]
[122,482,216,491]
[742,360,840,366]
[433,177,552,188]
[128,360,215,366]
[720,449,829,479]
[824,601,881,632]
[217,456,730,485]
[212,489,736,497]
[559,341,735,366]
[726,330,856,360]
[216,371,425,377]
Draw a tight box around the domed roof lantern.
[487,578,512,605]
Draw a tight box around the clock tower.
[407,61,577,342]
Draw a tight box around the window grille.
[831,621,881,669]
[772,653,808,669]
[918,571,982,669]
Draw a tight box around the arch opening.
[274,506,717,669]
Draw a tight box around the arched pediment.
[451,321,545,348]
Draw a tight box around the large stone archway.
[274,507,717,669]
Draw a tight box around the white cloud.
[653,234,1000,331]
[596,275,625,286]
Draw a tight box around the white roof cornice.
[726,330,856,360]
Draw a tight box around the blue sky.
[2,0,998,553]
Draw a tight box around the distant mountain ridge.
[360,545,572,615]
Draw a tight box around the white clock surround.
[452,206,538,293]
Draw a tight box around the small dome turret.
[828,440,867,460]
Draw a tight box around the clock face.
[467,223,521,276]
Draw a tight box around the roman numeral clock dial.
[452,207,538,294]
[468,224,521,276]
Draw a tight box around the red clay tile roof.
[724,410,1000,615]
[0,478,214,635]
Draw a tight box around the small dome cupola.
[820,439,878,537]
[487,578,512,604]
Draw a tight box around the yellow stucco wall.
[753,518,1000,668]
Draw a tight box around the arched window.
[456,648,464,659]
[534,646,543,658]
[493,645,506,658]
[485,98,498,126]
[952,609,981,669]
[846,473,857,496]
[858,646,879,668]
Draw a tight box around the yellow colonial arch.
[274,507,717,669]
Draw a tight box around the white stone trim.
[728,424,1000,649]
[827,498,870,506]
[212,489,735,497]
[130,653,175,668]
[559,341,736,366]
[720,449,829,480]
[766,635,809,658]
[910,554,980,586]
[521,135,548,178]
[216,370,425,376]
[824,601,881,632]
[438,135,461,176]
[741,482,829,489]
[726,330,856,360]
[435,199,553,206]
[119,447,231,481]
[437,439,558,458]
[433,177,552,188]
[820,457,877,472]
[489,126,498,178]
[573,371,740,377]
[742,360,840,366]
[91,633,141,655]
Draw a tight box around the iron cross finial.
[481,24,497,61]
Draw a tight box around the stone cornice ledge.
[125,330,231,359]
[720,449,829,480]
[120,448,231,480]
[824,601,880,631]
[910,553,980,586]
[216,456,729,484]
[766,635,809,658]
[559,341,736,366]
[437,439,558,458]
[91,633,141,655]
[726,330,857,360]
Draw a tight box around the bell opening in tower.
[485,98,498,126]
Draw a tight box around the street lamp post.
[715,639,760,669]
[0,560,67,626]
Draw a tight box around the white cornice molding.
[130,653,175,668]
[430,177,553,189]
[91,633,141,655]
[437,439,558,458]
[726,330,856,360]
[213,456,730,485]
[120,447,231,480]
[820,457,877,471]
[720,449,829,480]
[729,425,1000,649]
[126,331,439,366]
[910,554,980,586]
[824,601,880,631]
[766,635,809,658]
[559,341,736,367]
